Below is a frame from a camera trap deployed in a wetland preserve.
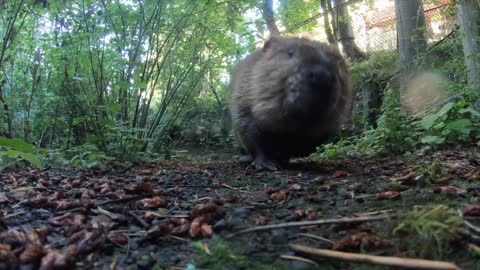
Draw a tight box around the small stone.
[271,229,288,245]
[232,207,251,219]
[275,209,290,219]
[213,219,227,231]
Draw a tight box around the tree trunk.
[457,0,480,86]
[320,0,337,47]
[334,0,366,61]
[395,0,427,89]
[262,0,280,36]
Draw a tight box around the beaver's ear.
[263,37,281,52]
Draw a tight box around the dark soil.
[1,146,480,270]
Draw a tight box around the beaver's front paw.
[252,158,283,171]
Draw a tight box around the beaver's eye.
[287,48,295,58]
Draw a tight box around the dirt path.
[1,147,479,269]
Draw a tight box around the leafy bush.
[417,99,480,145]
[0,136,42,168]
[314,96,480,160]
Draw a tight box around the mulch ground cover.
[1,147,480,269]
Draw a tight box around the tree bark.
[457,0,480,86]
[320,0,337,46]
[262,0,280,36]
[395,0,427,89]
[334,0,366,61]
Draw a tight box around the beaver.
[229,36,353,171]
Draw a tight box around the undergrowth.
[313,36,480,160]
[389,205,467,259]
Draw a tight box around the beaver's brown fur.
[229,36,353,171]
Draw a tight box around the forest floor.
[1,146,480,270]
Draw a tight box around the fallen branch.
[298,233,335,246]
[280,255,318,267]
[290,244,461,270]
[226,214,390,238]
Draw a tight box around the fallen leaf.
[288,184,302,191]
[39,249,69,270]
[333,232,392,251]
[255,215,269,225]
[136,197,168,209]
[434,176,451,185]
[335,170,348,178]
[434,186,463,197]
[391,171,416,184]
[376,191,401,200]
[270,190,288,201]
[463,205,480,217]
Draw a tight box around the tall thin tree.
[457,0,480,87]
[395,0,427,90]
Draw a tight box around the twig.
[55,194,151,215]
[3,211,26,219]
[129,211,149,228]
[109,256,118,270]
[290,244,461,270]
[298,233,335,246]
[280,255,319,267]
[458,209,480,235]
[226,214,390,238]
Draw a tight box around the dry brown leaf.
[0,244,18,268]
[270,190,288,201]
[335,170,348,178]
[288,184,303,191]
[256,215,269,225]
[19,243,44,264]
[189,216,204,238]
[107,232,128,246]
[463,205,480,217]
[39,249,69,270]
[434,186,463,197]
[376,191,401,200]
[391,171,416,184]
[434,176,451,185]
[333,232,392,251]
[200,224,213,238]
[136,197,168,209]
[49,213,86,227]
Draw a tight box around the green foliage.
[376,86,416,153]
[313,85,415,160]
[0,0,261,161]
[278,0,319,33]
[0,136,42,168]
[350,50,399,85]
[60,144,116,169]
[417,100,480,145]
[192,239,289,270]
[391,205,467,259]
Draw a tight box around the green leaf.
[459,108,480,117]
[5,150,42,167]
[17,152,43,167]
[0,136,35,153]
[420,114,438,130]
[446,119,472,133]
[421,135,444,144]
[437,102,454,117]
[467,52,478,60]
